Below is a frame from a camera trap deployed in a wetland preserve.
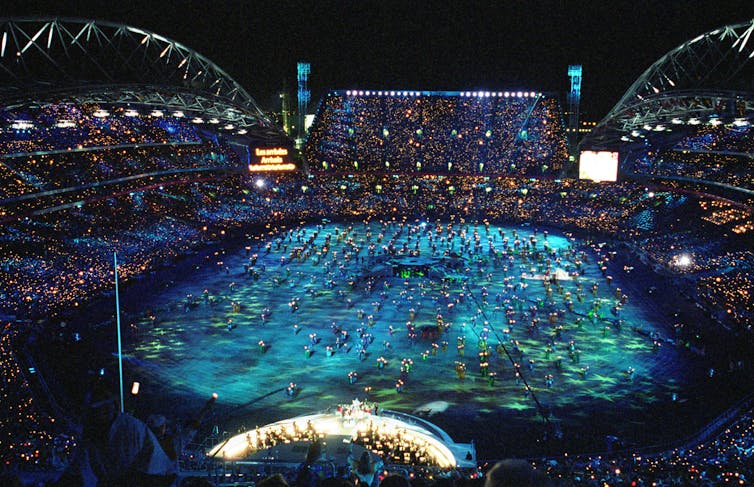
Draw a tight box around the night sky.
[4,0,753,120]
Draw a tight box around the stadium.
[1,14,753,487]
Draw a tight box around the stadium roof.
[582,19,754,149]
[0,17,283,141]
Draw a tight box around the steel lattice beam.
[583,20,754,149]
[0,17,273,133]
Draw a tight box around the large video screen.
[578,150,619,182]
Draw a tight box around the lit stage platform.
[208,399,476,468]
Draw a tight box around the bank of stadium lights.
[173,111,185,118]
[337,90,550,97]
[209,118,220,124]
[191,117,203,124]
[224,124,234,130]
[93,109,109,118]
[733,118,750,127]
[688,118,701,125]
[151,110,164,117]
[237,129,247,135]
[709,117,722,126]
[124,109,139,117]
[55,120,76,129]
[459,91,538,98]
[674,253,693,268]
[671,118,684,125]
[11,120,34,130]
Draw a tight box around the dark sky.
[5,0,753,119]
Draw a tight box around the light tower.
[280,89,291,135]
[567,65,582,156]
[297,62,311,149]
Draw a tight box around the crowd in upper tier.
[623,124,754,192]
[0,104,199,158]
[0,104,238,203]
[305,92,568,176]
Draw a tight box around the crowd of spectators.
[305,92,568,176]
[0,323,72,472]
[624,124,754,192]
[0,103,199,159]
[536,403,754,485]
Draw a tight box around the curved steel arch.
[584,20,754,148]
[0,17,269,128]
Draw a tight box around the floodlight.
[675,254,692,267]
[11,120,34,129]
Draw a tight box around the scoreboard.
[248,147,296,172]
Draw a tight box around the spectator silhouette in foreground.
[54,378,175,486]
[379,473,411,487]
[348,445,383,487]
[147,392,217,484]
[484,459,553,487]
[257,473,289,487]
